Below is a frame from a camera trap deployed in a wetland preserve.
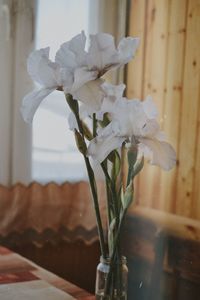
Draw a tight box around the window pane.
[32,0,90,183]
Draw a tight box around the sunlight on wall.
[32,0,90,183]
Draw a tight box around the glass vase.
[95,256,128,300]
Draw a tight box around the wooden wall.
[127,0,200,220]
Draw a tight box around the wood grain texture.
[126,0,146,99]
[132,206,200,242]
[159,0,187,212]
[176,0,200,217]
[126,0,147,203]
[138,0,170,209]
[127,0,200,220]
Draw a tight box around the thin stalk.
[104,209,127,295]
[83,156,107,258]
[66,95,107,258]
[126,165,132,187]
[101,162,120,228]
[104,160,112,226]
[93,113,97,137]
[121,143,127,193]
[116,240,122,296]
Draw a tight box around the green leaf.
[126,146,138,186]
[122,183,134,210]
[120,186,125,208]
[132,156,144,178]
[109,151,121,180]
[81,121,93,141]
[65,93,79,115]
[127,146,138,167]
[108,218,116,255]
[98,113,110,128]
[74,129,87,155]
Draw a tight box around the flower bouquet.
[21,31,176,300]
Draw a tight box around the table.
[0,246,95,300]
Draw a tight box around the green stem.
[104,161,112,226]
[126,165,132,187]
[65,94,107,258]
[101,162,120,228]
[93,113,97,137]
[121,142,127,193]
[104,209,127,295]
[83,156,107,258]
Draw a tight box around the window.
[32,0,90,183]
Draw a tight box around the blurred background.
[0,0,200,299]
[0,0,199,219]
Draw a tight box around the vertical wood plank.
[138,0,170,209]
[193,87,200,219]
[126,0,146,99]
[126,0,147,206]
[159,0,187,213]
[127,0,200,219]
[176,0,200,218]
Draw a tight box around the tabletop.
[0,246,95,300]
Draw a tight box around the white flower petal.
[27,47,49,83]
[73,79,104,113]
[139,137,176,170]
[97,121,119,138]
[101,82,125,98]
[55,31,87,69]
[140,119,160,138]
[117,37,140,65]
[68,111,78,131]
[155,130,166,141]
[59,68,74,90]
[88,135,125,163]
[142,96,158,119]
[21,88,55,123]
[87,33,117,70]
[27,48,58,87]
[111,98,147,136]
[68,104,89,131]
[99,83,126,119]
[71,67,98,92]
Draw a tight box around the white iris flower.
[88,83,176,171]
[21,47,71,123]
[21,32,139,123]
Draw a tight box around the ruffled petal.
[142,96,158,119]
[58,68,74,90]
[117,37,140,65]
[87,135,125,163]
[87,33,118,70]
[101,82,125,98]
[139,137,176,170]
[71,67,98,92]
[55,31,87,69]
[21,88,55,123]
[27,48,58,87]
[140,119,160,138]
[99,83,126,119]
[97,121,120,138]
[73,79,104,113]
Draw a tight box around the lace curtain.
[0,0,35,185]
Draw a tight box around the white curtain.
[0,0,127,186]
[0,0,36,185]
